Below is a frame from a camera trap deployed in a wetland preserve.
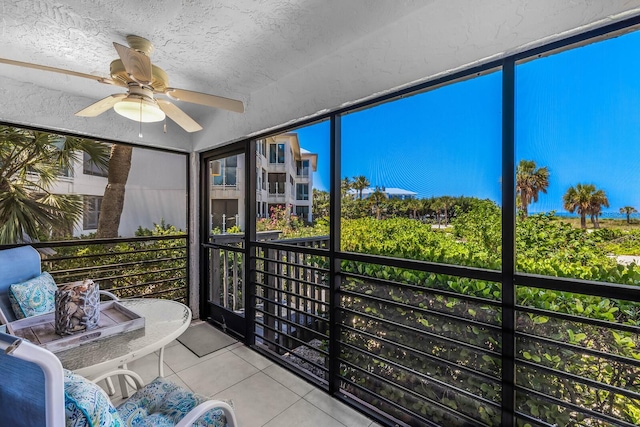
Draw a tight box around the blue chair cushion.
[116,377,229,427]
[64,369,123,427]
[8,271,57,319]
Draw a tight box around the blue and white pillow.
[64,369,123,427]
[8,271,57,319]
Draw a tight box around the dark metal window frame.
[295,183,309,200]
[83,147,110,177]
[198,15,640,427]
[82,195,103,230]
[0,122,192,305]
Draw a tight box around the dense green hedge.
[42,224,187,302]
[339,203,640,426]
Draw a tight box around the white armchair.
[0,332,238,427]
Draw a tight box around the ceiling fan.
[0,35,244,133]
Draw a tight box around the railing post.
[329,113,342,393]
[222,249,229,309]
[502,56,517,427]
[265,248,277,352]
[232,251,239,311]
[211,247,220,307]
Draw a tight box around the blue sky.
[295,30,640,215]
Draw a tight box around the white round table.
[57,299,191,382]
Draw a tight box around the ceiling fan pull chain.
[163,118,167,134]
[139,98,143,138]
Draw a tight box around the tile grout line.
[165,344,236,374]
[259,395,305,427]
[302,389,374,427]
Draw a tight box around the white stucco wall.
[49,146,188,237]
[119,148,188,235]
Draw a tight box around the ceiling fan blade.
[113,42,152,84]
[157,99,203,132]
[164,88,244,113]
[0,57,125,87]
[75,94,127,117]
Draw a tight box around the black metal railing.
[200,224,640,426]
[253,238,331,384]
[513,284,640,427]
[205,231,284,313]
[23,235,188,303]
[338,261,503,426]
[244,239,640,427]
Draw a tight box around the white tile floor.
[101,326,382,427]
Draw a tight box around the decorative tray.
[7,300,144,353]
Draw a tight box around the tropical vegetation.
[516,159,549,217]
[0,126,109,244]
[563,183,610,229]
[621,206,638,224]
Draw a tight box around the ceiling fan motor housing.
[110,60,169,92]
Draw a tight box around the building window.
[269,143,285,163]
[296,160,309,176]
[83,151,109,177]
[262,169,267,190]
[83,195,102,230]
[257,167,262,191]
[295,205,309,220]
[268,173,286,194]
[257,139,266,156]
[296,183,309,200]
[213,156,238,186]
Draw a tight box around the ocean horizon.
[528,211,640,220]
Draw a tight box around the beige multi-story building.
[258,133,317,223]
[210,133,317,232]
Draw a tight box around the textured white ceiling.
[0,0,426,98]
[1,0,640,152]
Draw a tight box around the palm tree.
[368,186,387,220]
[516,160,549,217]
[620,206,637,224]
[341,177,353,198]
[431,199,444,226]
[405,198,421,219]
[563,183,609,229]
[588,189,609,229]
[440,196,454,226]
[96,144,133,238]
[0,126,109,244]
[352,175,370,200]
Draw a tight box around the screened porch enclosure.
[2,7,640,427]
[200,18,640,427]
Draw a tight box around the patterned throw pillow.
[8,271,57,319]
[64,369,123,427]
[116,377,230,427]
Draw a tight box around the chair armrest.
[174,400,238,427]
[89,369,144,389]
[0,307,14,335]
[99,290,119,301]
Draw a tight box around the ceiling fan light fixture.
[114,97,165,123]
